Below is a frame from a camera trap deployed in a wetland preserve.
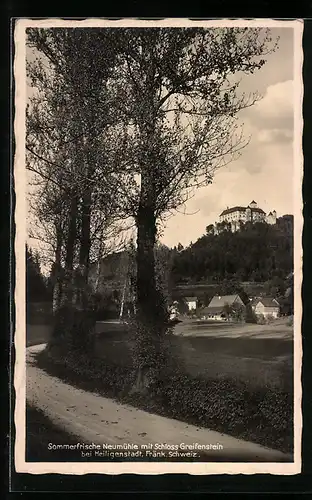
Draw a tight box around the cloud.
[251,80,294,134]
[257,128,293,144]
[234,78,294,176]
[256,80,293,119]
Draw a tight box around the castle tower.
[266,210,277,225]
[249,200,257,209]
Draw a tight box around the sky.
[160,27,295,248]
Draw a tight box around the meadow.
[92,318,293,391]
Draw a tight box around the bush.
[257,313,266,325]
[158,365,293,451]
[287,315,294,327]
[187,309,197,318]
[266,314,275,323]
[50,304,96,353]
[89,291,120,320]
[27,301,53,325]
[245,306,258,324]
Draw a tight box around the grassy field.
[93,318,293,391]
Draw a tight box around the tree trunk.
[132,194,168,394]
[74,130,94,349]
[52,193,79,350]
[60,192,78,306]
[72,188,92,309]
[132,64,169,392]
[51,225,63,314]
[94,228,105,293]
[75,129,93,304]
[136,203,157,327]
[71,188,95,352]
[78,188,91,284]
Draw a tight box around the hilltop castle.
[215,200,276,233]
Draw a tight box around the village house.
[201,294,245,321]
[184,296,198,311]
[251,297,280,319]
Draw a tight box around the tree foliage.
[113,28,278,219]
[107,28,278,390]
[26,28,129,323]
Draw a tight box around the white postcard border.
[14,17,303,476]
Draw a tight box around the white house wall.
[254,304,280,318]
[187,301,197,310]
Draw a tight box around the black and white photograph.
[14,18,303,475]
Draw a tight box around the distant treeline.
[26,245,51,302]
[171,215,293,285]
[26,215,294,319]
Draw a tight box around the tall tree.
[26,28,125,348]
[112,27,277,390]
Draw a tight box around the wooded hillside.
[171,215,293,286]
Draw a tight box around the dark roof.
[220,206,265,216]
[250,200,257,204]
[220,206,247,216]
[208,295,241,307]
[253,297,280,308]
[201,306,224,315]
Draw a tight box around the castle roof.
[220,206,247,216]
[220,206,265,216]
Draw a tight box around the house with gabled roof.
[200,294,245,321]
[251,297,280,319]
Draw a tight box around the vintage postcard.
[13,18,303,476]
